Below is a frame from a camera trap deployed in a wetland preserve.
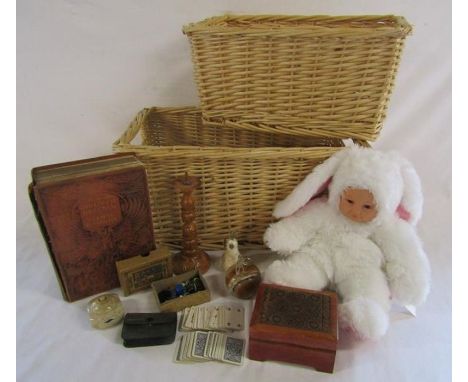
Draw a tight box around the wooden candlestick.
[172,173,210,274]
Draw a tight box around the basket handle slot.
[113,108,150,146]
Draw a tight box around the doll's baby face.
[339,188,377,223]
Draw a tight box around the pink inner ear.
[306,177,333,204]
[287,177,333,218]
[396,204,411,221]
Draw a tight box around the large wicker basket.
[183,15,412,141]
[113,106,346,250]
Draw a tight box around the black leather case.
[121,312,177,348]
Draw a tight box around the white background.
[17,1,451,381]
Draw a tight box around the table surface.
[17,1,451,381]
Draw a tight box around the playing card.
[203,307,211,330]
[197,307,206,330]
[191,331,209,361]
[194,307,201,330]
[209,307,219,329]
[215,333,226,361]
[204,307,214,330]
[181,334,190,361]
[180,308,190,330]
[175,329,244,366]
[218,307,225,330]
[179,309,188,331]
[187,332,198,361]
[221,336,244,365]
[207,332,214,359]
[173,337,185,363]
[204,332,214,359]
[210,332,221,360]
[175,335,190,363]
[223,306,244,331]
[186,307,195,330]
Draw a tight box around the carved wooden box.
[116,245,173,296]
[249,283,338,373]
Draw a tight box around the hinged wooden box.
[249,283,338,373]
[116,245,173,296]
[151,270,210,312]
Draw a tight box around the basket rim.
[113,106,349,156]
[206,116,381,142]
[119,106,380,141]
[113,143,345,159]
[183,14,412,37]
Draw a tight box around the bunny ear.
[397,156,423,225]
[273,148,349,218]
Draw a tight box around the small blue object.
[175,283,185,297]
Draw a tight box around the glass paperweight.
[87,293,124,329]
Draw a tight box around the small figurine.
[221,237,241,272]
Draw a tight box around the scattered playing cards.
[179,305,244,331]
[173,331,244,366]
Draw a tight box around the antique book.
[249,283,338,373]
[29,153,155,302]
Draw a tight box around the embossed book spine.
[30,155,155,302]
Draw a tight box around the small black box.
[121,312,177,348]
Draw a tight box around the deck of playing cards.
[173,331,244,366]
[179,305,244,331]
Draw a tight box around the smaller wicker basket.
[183,15,412,141]
[113,106,346,249]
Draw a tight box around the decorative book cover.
[29,154,155,302]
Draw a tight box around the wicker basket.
[113,106,346,250]
[183,15,412,141]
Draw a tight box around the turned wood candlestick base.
[172,250,211,275]
[172,173,211,275]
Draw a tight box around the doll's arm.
[263,204,322,256]
[371,220,431,306]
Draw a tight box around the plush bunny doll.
[263,146,430,340]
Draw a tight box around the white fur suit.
[263,146,431,340]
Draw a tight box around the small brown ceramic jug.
[225,256,261,299]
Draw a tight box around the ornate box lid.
[249,283,338,351]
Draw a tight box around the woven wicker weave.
[113,106,345,250]
[183,15,411,141]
